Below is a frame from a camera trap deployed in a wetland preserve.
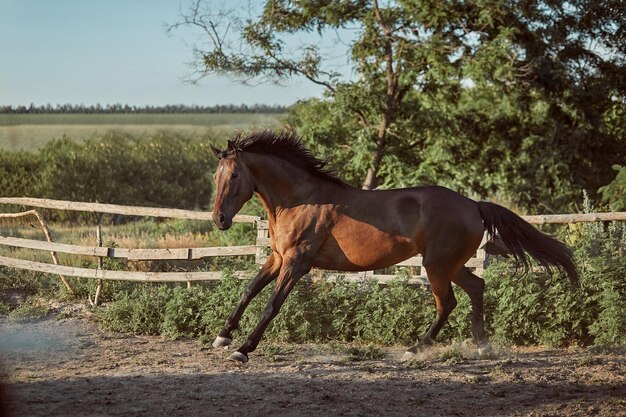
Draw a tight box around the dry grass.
[80,232,209,250]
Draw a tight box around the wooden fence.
[1,197,625,298]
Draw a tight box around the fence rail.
[523,212,626,224]
[0,256,247,282]
[1,197,625,293]
[0,197,260,223]
[0,236,258,260]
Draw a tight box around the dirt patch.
[0,316,624,417]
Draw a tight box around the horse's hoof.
[227,351,249,364]
[478,342,493,356]
[212,335,232,349]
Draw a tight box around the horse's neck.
[243,153,320,219]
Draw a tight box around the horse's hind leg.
[452,267,492,355]
[404,275,457,357]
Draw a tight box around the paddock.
[1,314,625,416]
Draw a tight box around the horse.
[209,130,578,363]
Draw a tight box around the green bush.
[162,286,214,339]
[0,151,43,200]
[39,133,215,209]
[485,220,626,347]
[8,299,51,321]
[96,285,171,335]
[352,278,435,344]
[0,131,217,220]
[599,164,626,211]
[0,268,62,299]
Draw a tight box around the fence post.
[31,210,74,294]
[91,223,104,306]
[255,219,270,265]
[474,232,488,277]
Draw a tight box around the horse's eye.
[232,171,238,178]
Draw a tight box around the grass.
[0,113,286,151]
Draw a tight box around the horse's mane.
[225,130,347,186]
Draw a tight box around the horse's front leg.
[212,253,281,349]
[228,251,311,363]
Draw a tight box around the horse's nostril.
[219,213,225,224]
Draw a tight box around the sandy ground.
[0,314,624,417]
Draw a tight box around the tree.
[170,0,469,189]
[450,0,626,210]
[171,0,626,210]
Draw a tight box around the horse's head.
[211,141,255,230]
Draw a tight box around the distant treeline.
[0,103,289,114]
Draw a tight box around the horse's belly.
[312,224,419,271]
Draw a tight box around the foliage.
[599,165,626,211]
[486,220,626,347]
[38,133,215,210]
[0,300,10,315]
[8,299,51,321]
[352,278,435,344]
[0,151,43,199]
[173,0,626,211]
[162,286,213,339]
[96,285,171,335]
[0,268,62,300]
[0,131,218,220]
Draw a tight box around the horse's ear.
[211,145,222,158]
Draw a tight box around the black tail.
[477,202,578,284]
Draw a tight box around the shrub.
[39,133,215,210]
[96,285,171,335]
[0,150,44,201]
[162,286,213,339]
[0,132,217,222]
[485,220,626,347]
[599,164,626,211]
[8,299,51,321]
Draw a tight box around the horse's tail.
[477,201,578,284]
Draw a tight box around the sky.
[0,0,351,107]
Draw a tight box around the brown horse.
[210,131,577,363]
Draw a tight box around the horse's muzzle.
[213,211,232,230]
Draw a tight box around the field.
[1,310,624,417]
[0,113,285,151]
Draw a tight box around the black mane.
[225,130,347,186]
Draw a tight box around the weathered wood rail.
[0,198,262,290]
[1,197,625,290]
